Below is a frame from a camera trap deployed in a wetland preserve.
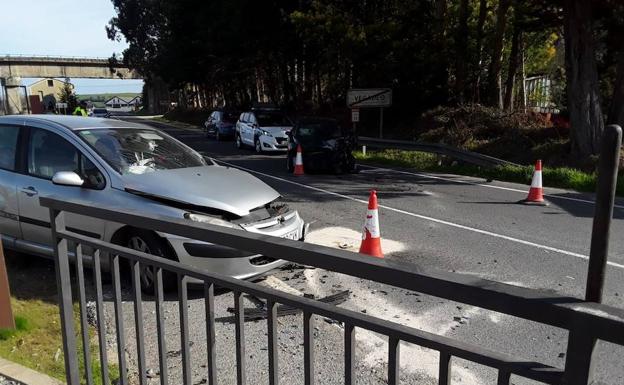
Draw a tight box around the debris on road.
[225,290,350,321]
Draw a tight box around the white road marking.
[360,165,624,209]
[217,160,624,270]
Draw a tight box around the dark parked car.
[204,110,239,140]
[286,118,357,173]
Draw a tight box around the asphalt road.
[115,118,624,385]
[7,117,621,384]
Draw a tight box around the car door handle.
[20,186,38,197]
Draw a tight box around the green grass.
[0,316,30,340]
[354,149,624,196]
[0,298,119,385]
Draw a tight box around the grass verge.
[0,298,119,385]
[354,149,624,196]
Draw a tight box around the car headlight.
[184,213,241,229]
[260,130,273,137]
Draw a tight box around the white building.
[128,96,143,107]
[104,96,133,112]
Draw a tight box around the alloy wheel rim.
[128,236,154,289]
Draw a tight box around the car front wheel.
[235,134,242,149]
[126,230,175,293]
[255,138,263,153]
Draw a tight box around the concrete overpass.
[0,55,146,115]
[0,55,140,79]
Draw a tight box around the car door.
[208,112,218,133]
[0,124,22,240]
[236,113,245,139]
[244,113,257,145]
[15,126,107,246]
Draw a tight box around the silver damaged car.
[0,115,307,291]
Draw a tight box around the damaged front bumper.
[162,210,308,281]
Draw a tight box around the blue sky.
[0,0,143,94]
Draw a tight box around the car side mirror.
[52,171,84,187]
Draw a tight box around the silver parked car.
[0,115,307,291]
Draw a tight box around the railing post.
[585,124,622,302]
[49,208,80,385]
[563,124,622,385]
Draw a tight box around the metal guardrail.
[358,136,520,168]
[42,126,624,385]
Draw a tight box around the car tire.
[287,154,294,172]
[126,230,176,294]
[215,131,220,141]
[255,138,263,153]
[235,134,242,149]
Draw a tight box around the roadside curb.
[0,357,64,385]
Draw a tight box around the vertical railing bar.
[388,337,400,385]
[131,261,147,385]
[303,311,314,385]
[438,351,451,385]
[49,208,79,385]
[344,324,355,385]
[75,244,94,385]
[564,124,622,385]
[267,299,278,385]
[496,369,511,385]
[154,268,168,385]
[111,252,128,385]
[205,282,217,385]
[585,124,622,302]
[178,274,192,385]
[234,291,246,385]
[92,250,110,385]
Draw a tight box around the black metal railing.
[41,126,624,385]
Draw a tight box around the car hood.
[261,126,292,136]
[121,166,280,217]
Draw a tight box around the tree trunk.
[485,0,511,108]
[454,0,469,104]
[473,0,488,103]
[608,51,624,128]
[431,0,449,104]
[504,25,521,111]
[564,0,604,159]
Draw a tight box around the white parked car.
[235,109,293,153]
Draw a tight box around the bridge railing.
[41,126,624,385]
[0,54,116,63]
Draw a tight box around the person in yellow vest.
[73,102,88,116]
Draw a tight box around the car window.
[255,112,291,126]
[222,112,236,123]
[78,128,206,175]
[28,128,105,189]
[0,125,19,171]
[248,114,257,124]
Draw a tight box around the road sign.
[347,88,392,108]
[351,108,360,122]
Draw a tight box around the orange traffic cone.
[293,144,305,176]
[359,190,383,258]
[520,159,548,206]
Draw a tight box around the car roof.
[0,114,147,131]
